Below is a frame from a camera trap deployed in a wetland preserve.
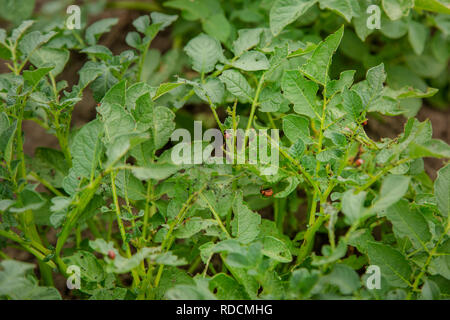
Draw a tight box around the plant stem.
[110,171,141,286]
[200,193,231,238]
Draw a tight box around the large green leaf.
[0,260,61,300]
[435,164,450,219]
[383,199,432,249]
[219,70,254,103]
[415,0,450,14]
[270,0,318,36]
[62,120,104,195]
[184,33,223,73]
[367,242,412,288]
[300,26,344,86]
[231,192,261,244]
[373,175,411,212]
[282,70,319,119]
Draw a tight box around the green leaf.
[231,192,261,244]
[202,13,231,43]
[164,0,210,21]
[373,175,411,212]
[184,33,223,73]
[342,189,367,224]
[327,70,355,97]
[219,70,254,103]
[29,48,69,77]
[408,21,428,55]
[300,26,344,86]
[0,119,17,164]
[233,51,270,71]
[33,147,69,188]
[166,278,217,300]
[383,199,431,249]
[63,251,105,283]
[194,78,224,104]
[18,31,56,58]
[289,268,320,298]
[85,18,119,46]
[341,88,363,121]
[98,103,136,142]
[435,164,450,219]
[409,139,450,159]
[23,65,54,87]
[81,45,113,61]
[90,288,127,300]
[429,239,450,279]
[261,236,293,263]
[319,0,354,22]
[151,12,178,30]
[282,114,311,144]
[0,260,61,300]
[131,163,179,181]
[209,273,250,299]
[152,106,176,150]
[281,70,319,119]
[382,0,414,20]
[233,28,263,56]
[420,280,441,300]
[367,242,412,287]
[0,0,35,22]
[101,79,127,106]
[63,120,104,195]
[415,0,450,14]
[153,82,183,100]
[318,264,361,295]
[270,0,318,36]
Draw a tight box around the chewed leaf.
[300,26,344,86]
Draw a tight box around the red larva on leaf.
[108,250,116,260]
[260,188,273,197]
[363,119,368,126]
[355,159,364,167]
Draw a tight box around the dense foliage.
[0,0,449,300]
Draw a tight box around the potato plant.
[0,0,449,300]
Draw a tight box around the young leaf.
[184,33,223,73]
[85,18,119,46]
[29,48,69,76]
[408,21,428,55]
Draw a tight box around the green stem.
[110,171,140,286]
[154,185,206,287]
[294,215,329,267]
[200,193,231,238]
[29,171,64,196]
